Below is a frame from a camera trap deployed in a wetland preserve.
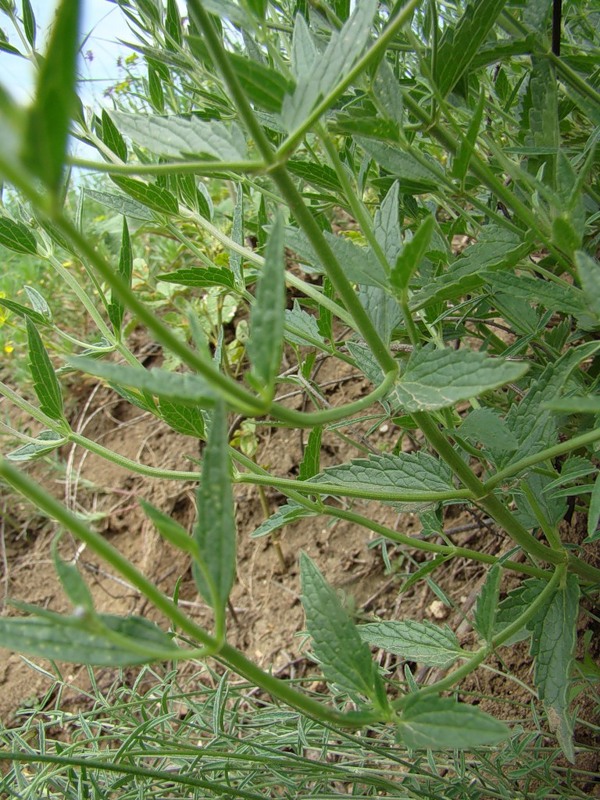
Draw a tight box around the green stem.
[485,428,600,491]
[393,565,564,708]
[68,157,267,177]
[549,51,600,107]
[322,505,550,580]
[0,459,379,728]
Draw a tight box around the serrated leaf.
[357,138,439,194]
[458,408,518,464]
[451,89,485,181]
[288,160,343,194]
[544,396,600,414]
[485,271,585,315]
[22,0,80,194]
[391,215,435,293]
[6,430,65,462]
[250,502,313,538]
[433,0,508,98]
[0,298,48,326]
[69,357,216,407]
[248,212,285,397]
[228,52,291,113]
[300,552,380,700]
[26,318,64,421]
[473,564,501,642]
[586,473,600,541]
[111,176,179,215]
[400,694,510,749]
[529,574,579,762]
[528,58,559,153]
[359,620,464,668]
[289,12,317,83]
[85,188,154,220]
[282,1,377,131]
[576,251,600,321]
[298,426,322,481]
[101,109,127,161]
[374,181,402,266]
[157,266,235,290]
[194,401,236,610]
[110,111,246,161]
[108,217,132,334]
[495,579,544,646]
[158,398,205,438]
[0,610,176,666]
[310,451,454,502]
[284,301,327,349]
[0,216,37,254]
[358,284,401,345]
[514,473,568,531]
[373,59,403,124]
[394,345,528,412]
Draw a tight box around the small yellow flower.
[4,342,14,354]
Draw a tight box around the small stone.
[427,599,449,620]
[379,424,389,433]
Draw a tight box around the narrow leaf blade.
[26,318,64,420]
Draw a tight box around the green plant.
[0,0,599,796]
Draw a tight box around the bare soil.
[1,343,599,794]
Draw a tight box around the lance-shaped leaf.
[485,271,585,316]
[194,401,236,611]
[85,188,154,220]
[111,176,179,216]
[473,564,502,642]
[399,694,510,749]
[357,138,440,194]
[359,620,464,669]
[0,298,49,326]
[27,318,64,421]
[375,181,402,266]
[576,250,600,321]
[101,108,127,161]
[110,111,247,161]
[7,430,66,462]
[529,574,579,762]
[248,212,285,398]
[282,1,378,131]
[22,0,36,47]
[391,215,435,294]
[158,266,235,290]
[108,217,133,335]
[250,502,313,539]
[69,357,216,407]
[52,539,94,611]
[300,553,381,701]
[285,301,328,349]
[0,609,176,666]
[394,345,528,412]
[298,426,322,481]
[0,216,38,254]
[140,499,198,556]
[22,0,81,195]
[433,0,508,99]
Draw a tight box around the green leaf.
[527,58,559,154]
[0,216,37,254]
[473,564,501,642]
[158,398,205,438]
[285,300,328,349]
[6,430,66,462]
[374,181,402,266]
[495,579,543,646]
[101,109,127,161]
[108,217,132,335]
[485,271,585,316]
[391,215,435,294]
[373,59,403,124]
[52,539,94,611]
[433,0,508,99]
[451,88,485,181]
[298,426,322,481]
[0,610,176,666]
[394,346,528,412]
[194,401,236,611]
[111,176,179,216]
[282,1,378,131]
[110,111,246,161]
[140,499,198,555]
[576,251,600,321]
[586,474,600,541]
[288,160,343,194]
[300,552,381,701]
[248,212,285,398]
[24,286,51,318]
[250,502,313,539]
[0,298,48,326]
[227,52,291,113]
[544,396,600,414]
[157,266,235,290]
[69,357,216,407]
[289,12,317,84]
[358,284,401,345]
[529,574,579,762]
[165,0,182,46]
[357,138,439,193]
[85,188,155,220]
[22,0,81,194]
[26,318,64,421]
[311,451,454,503]
[399,694,510,749]
[458,408,518,464]
[359,620,464,669]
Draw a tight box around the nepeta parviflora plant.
[0,0,599,779]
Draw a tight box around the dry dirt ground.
[1,340,599,793]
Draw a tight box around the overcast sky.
[0,0,151,106]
